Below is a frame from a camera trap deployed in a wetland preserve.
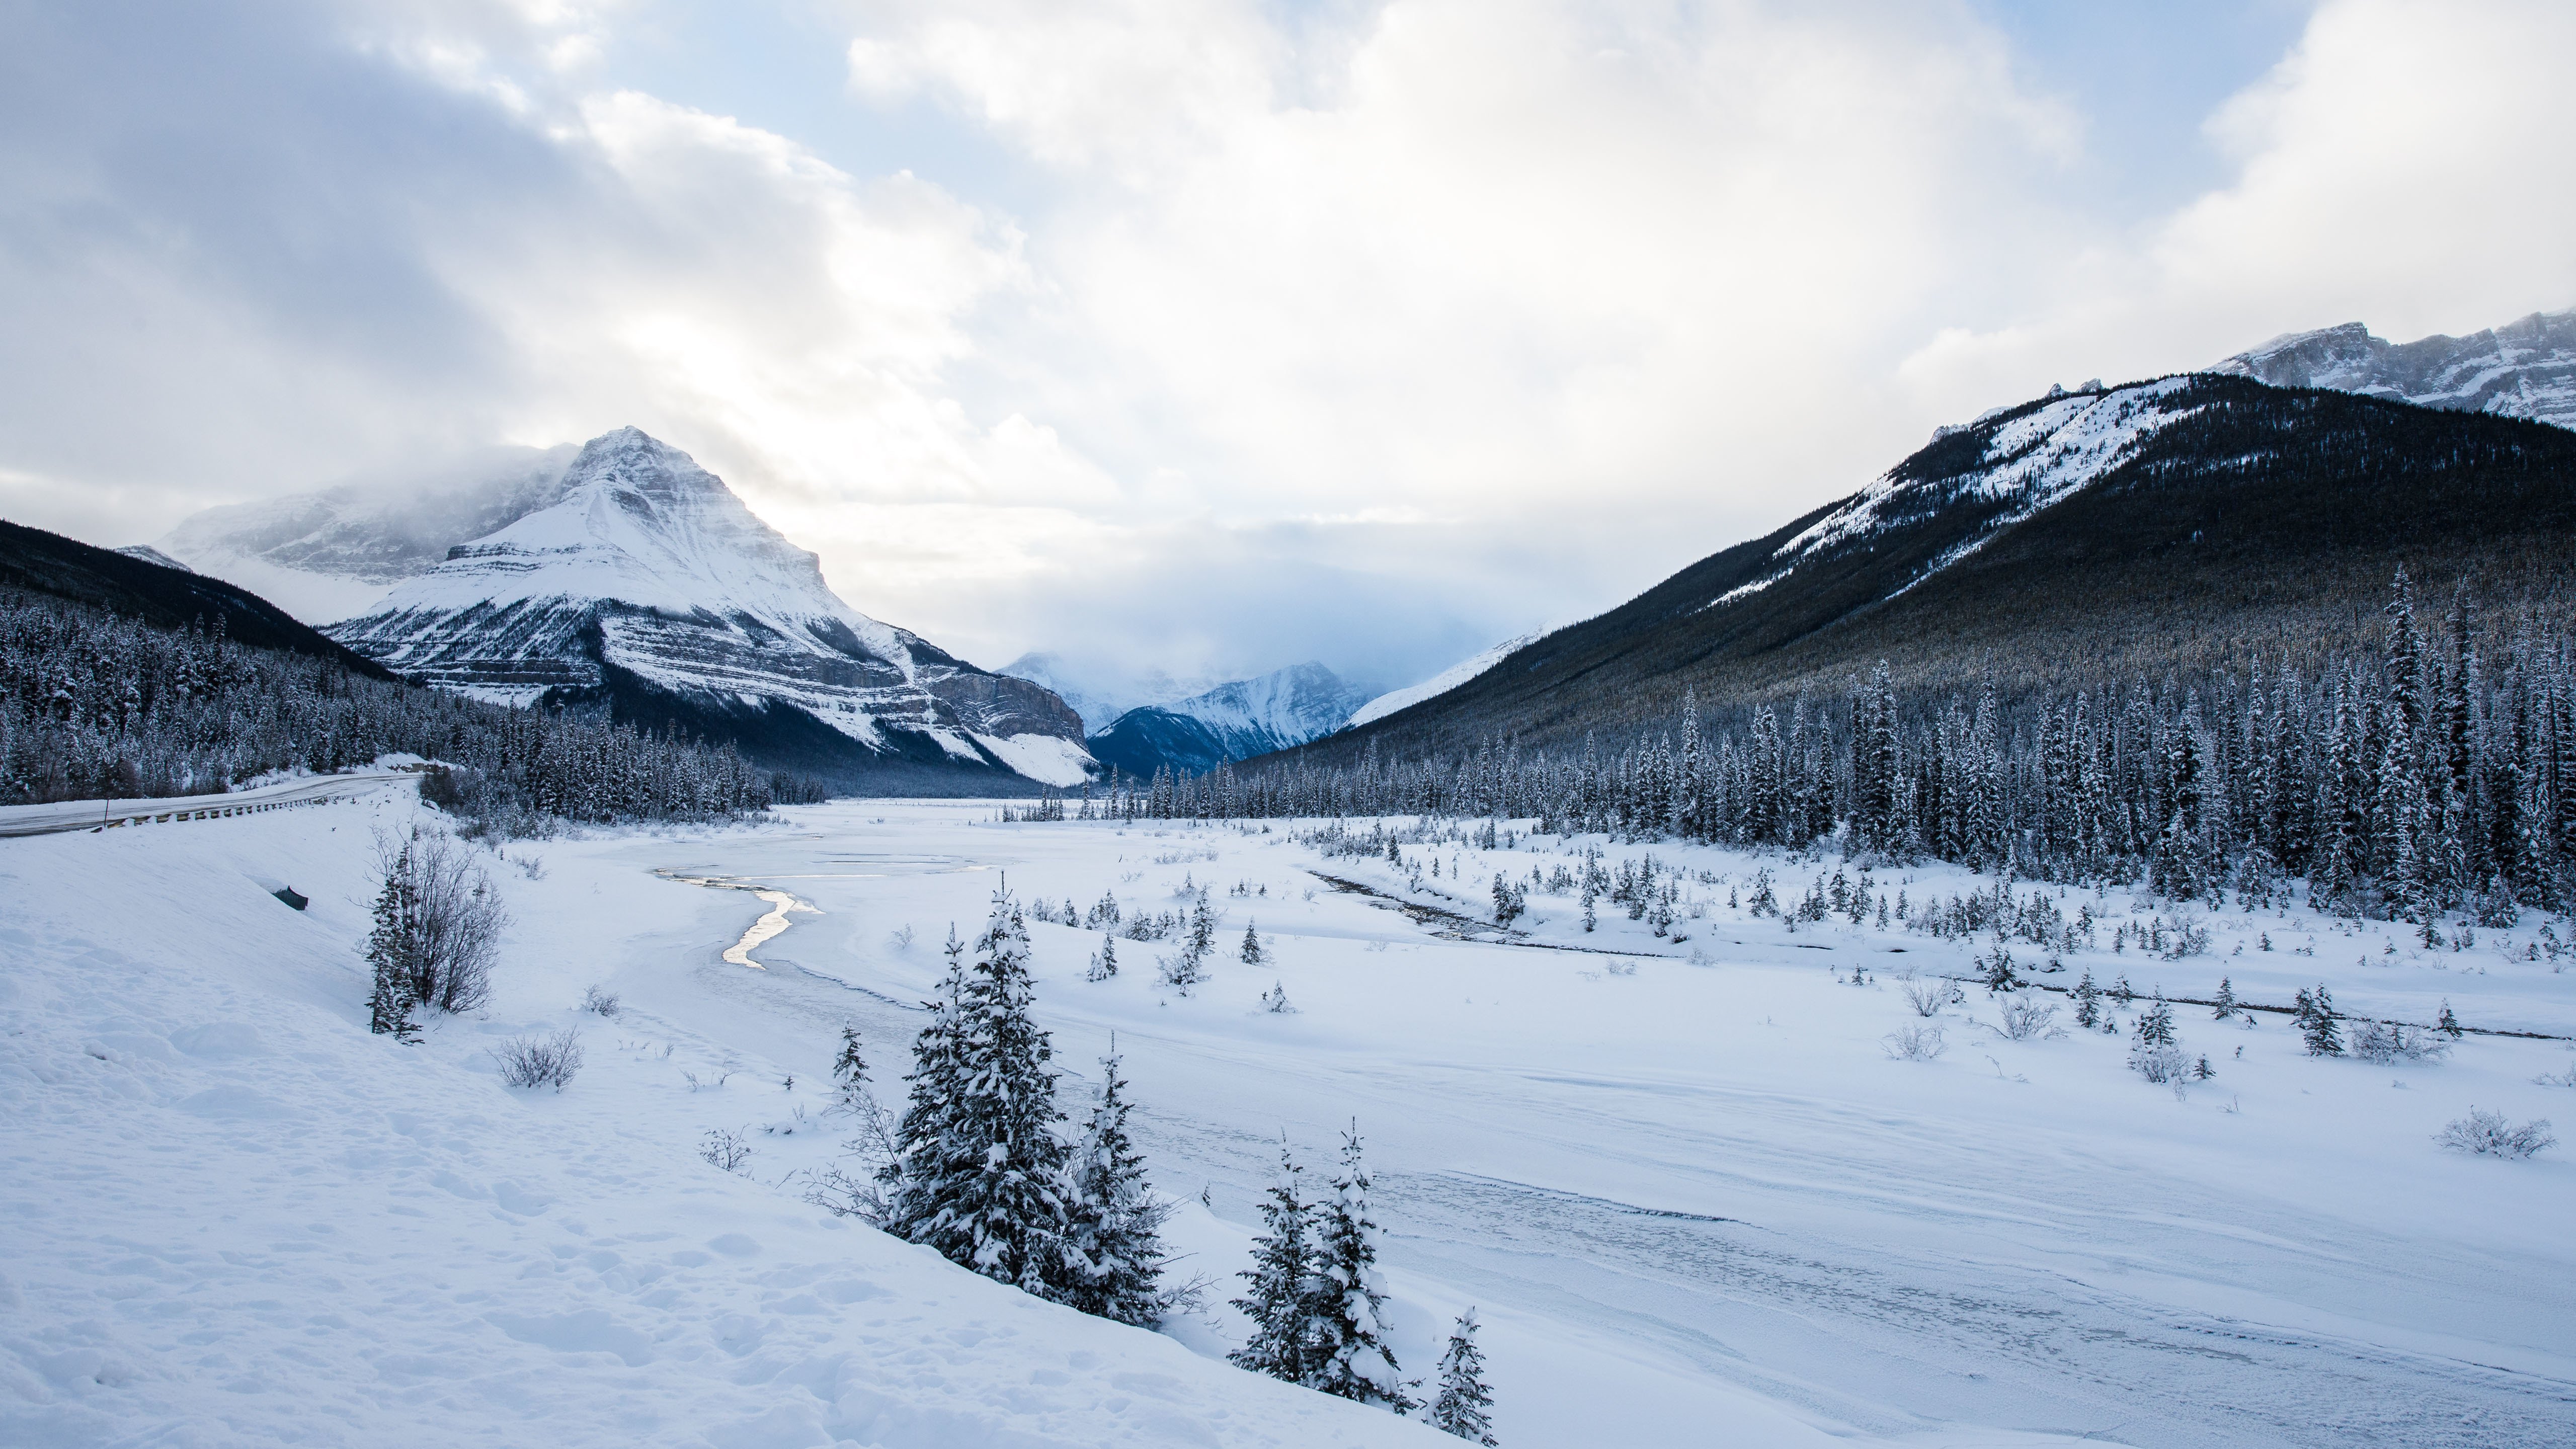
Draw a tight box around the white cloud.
[4,0,2570,692]
[1896,0,2576,416]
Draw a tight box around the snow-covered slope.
[158,444,584,623]
[0,797,1439,1448]
[110,545,191,573]
[1699,375,2205,616]
[2211,308,2576,430]
[1345,635,1539,731]
[327,428,1090,787]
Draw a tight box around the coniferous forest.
[1073,571,2576,924]
[0,584,822,826]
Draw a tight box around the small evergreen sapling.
[2294,984,2345,1057]
[1063,1051,1174,1326]
[364,857,422,1041]
[1309,1126,1413,1412]
[2437,1000,2462,1037]
[2211,977,2237,1020]
[1087,934,1118,982]
[1241,923,1266,966]
[832,1025,868,1111]
[2128,993,2185,1082]
[1430,1309,1498,1444]
[2071,968,2102,1029]
[1231,1145,1319,1384]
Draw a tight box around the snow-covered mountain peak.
[326,428,1090,787]
[417,426,892,656]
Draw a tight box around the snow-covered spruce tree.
[832,1025,868,1111]
[364,852,422,1042]
[1430,1308,1498,1444]
[2071,968,2102,1030]
[1086,933,1118,982]
[2129,993,2185,1082]
[1309,1126,1413,1412]
[2135,994,2175,1048]
[2294,985,2345,1057]
[1241,923,1265,966]
[2438,1000,2463,1037]
[2210,977,2237,1021]
[1062,1051,1173,1326]
[1231,1145,1319,1383]
[880,895,1079,1300]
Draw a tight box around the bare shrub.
[1994,998,2063,1041]
[886,924,915,951]
[2434,1109,2556,1159]
[1899,974,1962,1018]
[802,1087,901,1224]
[2348,1020,2450,1065]
[2129,1043,2188,1084]
[580,985,620,1018]
[374,829,508,1015]
[699,1127,754,1174]
[1883,1025,1947,1061]
[494,1029,583,1091]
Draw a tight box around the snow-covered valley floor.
[7,796,2573,1447]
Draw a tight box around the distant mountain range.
[1082,662,1371,777]
[153,428,1090,794]
[996,654,1236,736]
[2211,308,2574,431]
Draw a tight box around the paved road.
[0,772,421,838]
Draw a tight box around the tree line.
[0,584,822,826]
[838,888,1498,1439]
[1069,571,2576,923]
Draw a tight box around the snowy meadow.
[6,792,2573,1447]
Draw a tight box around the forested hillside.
[0,584,820,827]
[1309,377,2576,762]
[1093,571,2576,926]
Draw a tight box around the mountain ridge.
[2210,307,2575,431]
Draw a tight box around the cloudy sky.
[4,1,2572,694]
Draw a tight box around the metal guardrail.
[0,773,421,839]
